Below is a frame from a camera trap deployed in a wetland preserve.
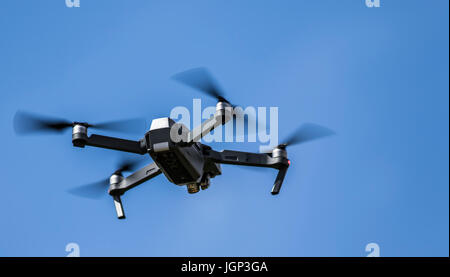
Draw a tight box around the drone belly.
[151,145,204,185]
[146,117,205,185]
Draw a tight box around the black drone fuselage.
[146,117,221,191]
[71,101,289,219]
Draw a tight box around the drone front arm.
[73,132,147,155]
[86,135,147,154]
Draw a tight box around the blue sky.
[0,0,448,257]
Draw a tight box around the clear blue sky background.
[0,0,448,257]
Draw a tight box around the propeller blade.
[91,118,146,134]
[283,123,335,147]
[14,110,146,135]
[68,156,146,199]
[115,157,145,174]
[260,123,335,153]
[172,67,257,128]
[13,111,72,135]
[67,178,109,200]
[172,67,231,104]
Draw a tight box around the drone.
[13,68,334,219]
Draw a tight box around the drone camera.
[200,174,211,190]
[187,183,200,194]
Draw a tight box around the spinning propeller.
[276,123,335,150]
[67,157,145,199]
[172,67,256,129]
[263,123,335,195]
[13,110,146,135]
[172,67,232,105]
[260,123,335,154]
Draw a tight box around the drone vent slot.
[225,155,238,161]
